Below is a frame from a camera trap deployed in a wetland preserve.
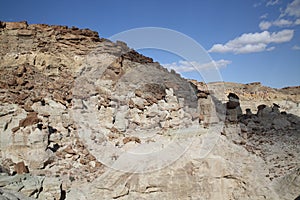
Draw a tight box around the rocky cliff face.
[0,21,299,200]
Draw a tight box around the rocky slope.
[0,21,299,200]
[204,81,300,116]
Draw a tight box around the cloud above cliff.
[162,59,231,73]
[282,0,300,17]
[259,19,296,30]
[259,19,300,30]
[257,0,300,31]
[209,29,294,54]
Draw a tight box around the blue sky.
[0,0,299,88]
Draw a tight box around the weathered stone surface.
[0,174,62,199]
[0,188,34,200]
[37,177,62,200]
[67,134,281,200]
[207,82,300,116]
[0,21,299,200]
[273,168,300,200]
[5,21,28,30]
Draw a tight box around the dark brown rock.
[0,21,5,28]
[246,108,252,116]
[11,126,20,133]
[227,101,240,109]
[197,91,209,99]
[273,103,280,108]
[63,145,76,155]
[257,104,267,111]
[122,50,153,64]
[228,92,239,100]
[19,112,41,127]
[123,136,141,144]
[14,161,29,174]
[134,83,166,106]
[226,92,240,109]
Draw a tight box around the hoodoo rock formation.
[0,21,299,200]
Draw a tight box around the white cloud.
[283,0,300,17]
[162,60,231,73]
[266,0,280,6]
[269,29,294,42]
[267,46,276,51]
[259,19,294,30]
[260,13,269,19]
[295,18,300,25]
[292,45,300,50]
[259,21,272,30]
[209,30,294,54]
[273,19,293,26]
[253,2,262,7]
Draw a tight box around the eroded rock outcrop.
[0,21,299,200]
[207,81,300,116]
[0,21,206,199]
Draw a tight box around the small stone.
[16,65,26,77]
[19,112,41,128]
[63,145,76,154]
[89,161,96,168]
[14,161,29,174]
[11,126,20,133]
[123,136,141,144]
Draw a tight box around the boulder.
[272,117,291,130]
[245,108,252,116]
[113,110,128,132]
[272,103,280,114]
[227,93,240,109]
[225,93,242,122]
[14,161,29,174]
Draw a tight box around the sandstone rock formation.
[206,81,300,116]
[0,21,299,200]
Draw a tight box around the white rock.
[38,176,62,200]
[26,149,53,169]
[160,120,170,128]
[158,100,180,111]
[165,88,174,96]
[28,128,48,146]
[131,97,146,110]
[130,112,141,125]
[89,161,96,168]
[114,111,128,132]
[146,103,159,117]
[98,107,114,129]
